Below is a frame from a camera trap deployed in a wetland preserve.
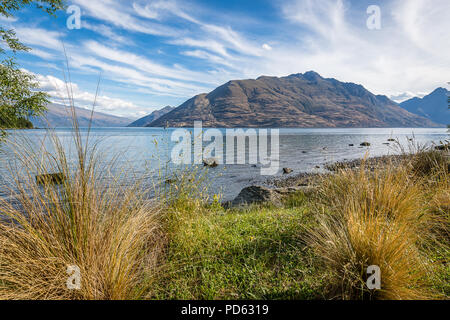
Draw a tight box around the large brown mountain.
[149,71,438,128]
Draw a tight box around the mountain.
[399,88,449,126]
[31,103,132,128]
[149,71,438,128]
[128,106,174,127]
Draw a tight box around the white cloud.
[27,48,56,60]
[35,73,145,118]
[252,0,450,99]
[181,50,234,67]
[133,0,200,24]
[14,27,62,50]
[0,16,18,23]
[262,43,272,51]
[71,0,179,37]
[10,0,450,118]
[390,91,429,103]
[82,22,134,45]
[169,38,230,58]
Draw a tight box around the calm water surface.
[1,127,448,201]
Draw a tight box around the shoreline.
[265,154,407,189]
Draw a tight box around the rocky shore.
[228,149,448,208]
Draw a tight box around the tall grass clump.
[0,89,163,299]
[306,161,439,300]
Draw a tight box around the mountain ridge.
[31,103,132,128]
[128,106,174,127]
[148,71,439,128]
[399,88,449,125]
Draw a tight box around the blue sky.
[1,0,449,119]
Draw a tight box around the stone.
[360,142,371,147]
[231,185,315,207]
[231,186,282,207]
[283,168,293,174]
[203,158,219,167]
[435,144,449,151]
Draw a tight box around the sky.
[1,0,449,119]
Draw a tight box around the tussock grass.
[0,127,164,300]
[306,151,449,300]
[0,99,448,301]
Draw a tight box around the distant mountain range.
[31,103,132,128]
[147,71,438,128]
[128,106,174,127]
[399,88,449,126]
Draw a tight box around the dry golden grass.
[0,119,163,300]
[306,154,448,300]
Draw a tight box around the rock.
[315,165,320,169]
[383,143,390,145]
[387,138,396,142]
[203,158,219,167]
[283,168,293,174]
[36,173,65,185]
[302,151,307,154]
[231,185,315,207]
[349,144,354,147]
[231,186,282,207]
[360,142,371,147]
[435,144,449,151]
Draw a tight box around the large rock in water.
[231,185,314,207]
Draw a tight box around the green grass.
[151,192,325,300]
[150,150,449,300]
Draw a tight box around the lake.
[1,127,448,202]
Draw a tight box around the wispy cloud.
[71,0,180,37]
[14,27,63,51]
[34,72,145,118]
[9,0,450,118]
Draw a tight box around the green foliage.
[0,59,48,128]
[0,0,66,17]
[0,0,66,132]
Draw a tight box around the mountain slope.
[400,88,449,125]
[31,103,132,128]
[149,72,438,128]
[128,106,174,127]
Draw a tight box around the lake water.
[1,127,448,202]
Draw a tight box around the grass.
[0,126,165,300]
[152,198,323,300]
[0,110,448,300]
[152,149,449,300]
